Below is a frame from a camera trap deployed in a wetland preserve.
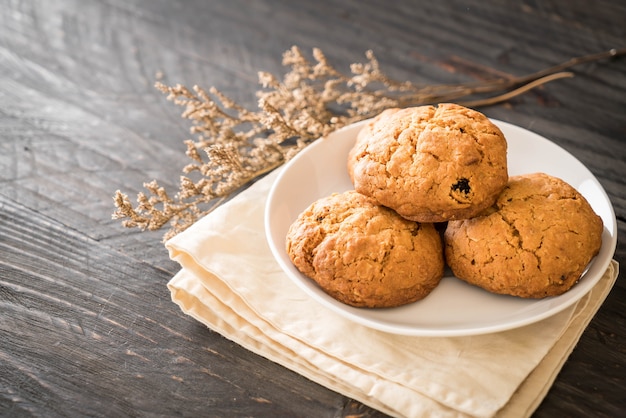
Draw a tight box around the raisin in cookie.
[348,104,508,222]
[286,190,444,308]
[444,173,603,298]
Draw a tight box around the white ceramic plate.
[265,119,617,337]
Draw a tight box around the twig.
[459,72,575,107]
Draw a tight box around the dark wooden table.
[1,1,624,416]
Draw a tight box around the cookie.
[444,173,604,298]
[286,190,444,308]
[348,104,508,222]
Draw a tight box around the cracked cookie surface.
[286,190,444,308]
[348,103,508,222]
[444,173,604,298]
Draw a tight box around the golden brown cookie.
[286,190,444,308]
[444,173,604,298]
[348,104,508,222]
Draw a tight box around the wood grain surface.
[1,0,625,416]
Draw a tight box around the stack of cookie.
[286,104,603,308]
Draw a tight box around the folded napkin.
[166,169,618,418]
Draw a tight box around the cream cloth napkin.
[166,169,619,418]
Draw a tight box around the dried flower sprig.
[112,46,625,241]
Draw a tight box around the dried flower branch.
[112,46,625,241]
